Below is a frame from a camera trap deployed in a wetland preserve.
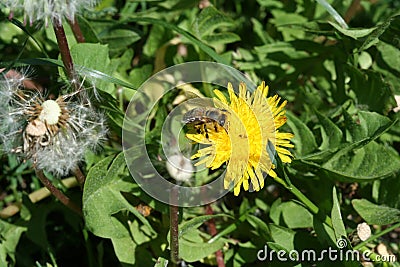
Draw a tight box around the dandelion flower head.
[186,82,294,196]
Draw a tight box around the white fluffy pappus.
[0,72,108,177]
[2,0,99,25]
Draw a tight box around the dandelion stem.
[35,168,83,217]
[205,204,225,267]
[52,20,79,89]
[72,166,86,189]
[68,17,86,43]
[170,186,180,266]
[273,176,332,227]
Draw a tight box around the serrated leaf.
[69,43,116,93]
[75,15,100,43]
[329,22,375,39]
[246,214,272,239]
[344,111,395,143]
[195,6,235,37]
[180,236,225,263]
[98,28,141,55]
[377,41,400,73]
[179,214,232,238]
[377,175,400,209]
[315,110,343,150]
[83,153,154,238]
[0,219,27,265]
[359,17,392,51]
[202,32,240,46]
[321,141,400,181]
[345,66,396,113]
[269,224,296,251]
[286,112,318,157]
[269,200,313,229]
[331,187,347,240]
[352,199,400,225]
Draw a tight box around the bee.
[182,107,230,138]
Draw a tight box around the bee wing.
[266,140,277,165]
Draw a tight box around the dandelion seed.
[185,82,294,196]
[2,0,99,25]
[0,71,107,177]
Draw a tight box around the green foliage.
[0,0,399,266]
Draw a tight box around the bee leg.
[214,124,218,132]
[203,124,209,139]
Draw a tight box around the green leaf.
[331,187,347,240]
[321,141,400,181]
[344,110,395,143]
[69,43,116,94]
[194,6,235,37]
[8,58,137,90]
[202,32,241,46]
[98,28,141,55]
[345,66,396,113]
[121,17,230,65]
[0,219,27,266]
[180,235,226,263]
[177,216,229,263]
[315,110,343,150]
[269,224,296,251]
[83,153,155,238]
[377,175,400,209]
[329,22,376,39]
[270,200,313,229]
[286,111,318,157]
[179,214,232,238]
[76,15,100,43]
[83,153,158,264]
[154,257,168,267]
[359,17,392,51]
[352,199,400,225]
[246,214,272,240]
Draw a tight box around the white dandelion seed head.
[0,70,108,176]
[3,0,99,25]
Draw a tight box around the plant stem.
[205,204,225,267]
[273,176,332,227]
[170,186,180,266]
[52,19,79,89]
[72,166,86,189]
[354,221,400,250]
[68,17,86,43]
[344,0,361,23]
[35,168,83,216]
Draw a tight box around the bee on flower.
[184,82,294,196]
[0,70,107,176]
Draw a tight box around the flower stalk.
[205,204,225,267]
[273,175,333,227]
[68,17,86,43]
[170,186,180,266]
[35,167,82,216]
[52,19,79,89]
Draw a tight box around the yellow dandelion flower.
[186,82,294,196]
